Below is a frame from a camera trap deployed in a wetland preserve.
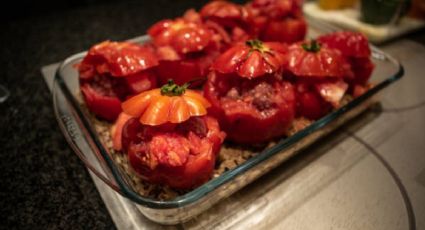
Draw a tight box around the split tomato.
[78,41,159,121]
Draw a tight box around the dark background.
[1,0,424,229]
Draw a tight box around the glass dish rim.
[54,35,404,210]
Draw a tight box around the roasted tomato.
[204,73,295,144]
[118,80,225,189]
[286,40,350,113]
[78,41,158,121]
[205,39,294,143]
[147,18,221,86]
[317,31,374,85]
[212,39,287,78]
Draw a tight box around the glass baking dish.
[52,19,404,224]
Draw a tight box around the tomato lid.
[122,80,211,126]
[212,39,287,78]
[80,41,159,77]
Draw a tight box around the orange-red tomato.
[121,81,211,126]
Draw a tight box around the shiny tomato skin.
[79,41,158,78]
[204,72,296,144]
[148,19,212,54]
[123,116,225,189]
[211,41,287,79]
[260,18,307,44]
[80,82,122,122]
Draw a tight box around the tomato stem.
[246,39,270,53]
[302,40,321,53]
[160,79,189,96]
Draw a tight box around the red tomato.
[79,41,159,121]
[317,31,374,85]
[260,18,307,44]
[122,116,225,189]
[148,18,213,54]
[204,72,296,144]
[285,40,352,79]
[212,39,287,78]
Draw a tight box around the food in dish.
[77,0,374,196]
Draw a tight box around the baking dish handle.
[52,77,124,195]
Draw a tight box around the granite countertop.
[1,0,424,229]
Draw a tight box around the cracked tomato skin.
[122,116,225,189]
[211,40,287,79]
[204,72,296,144]
[317,31,374,85]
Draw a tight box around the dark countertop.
[1,1,424,229]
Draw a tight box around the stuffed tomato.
[204,39,296,144]
[112,80,225,189]
[317,31,375,87]
[147,15,224,86]
[285,40,352,119]
[78,41,158,121]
